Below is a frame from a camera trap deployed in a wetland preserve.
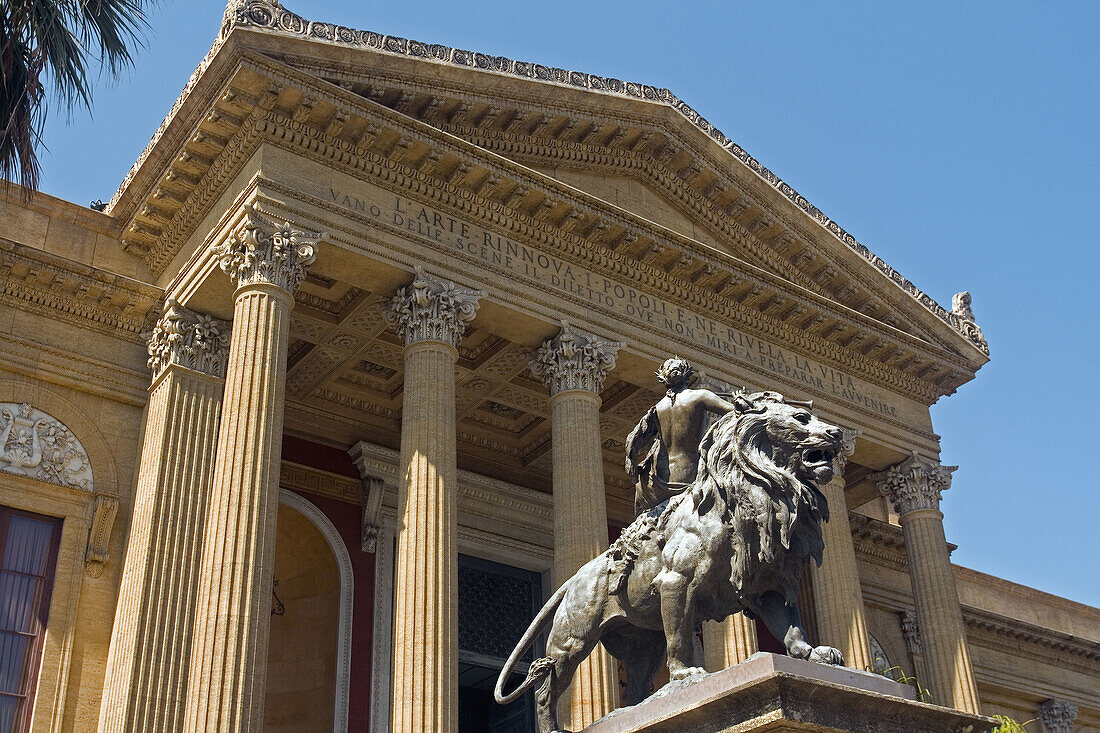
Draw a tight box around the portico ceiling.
[284,274,660,508]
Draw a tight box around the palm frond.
[0,0,155,192]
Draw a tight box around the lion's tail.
[493,581,569,705]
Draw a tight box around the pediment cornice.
[108,41,980,406]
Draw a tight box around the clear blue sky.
[36,1,1099,607]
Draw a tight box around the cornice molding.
[0,240,162,346]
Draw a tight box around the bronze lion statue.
[494,391,845,732]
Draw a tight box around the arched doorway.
[264,491,353,732]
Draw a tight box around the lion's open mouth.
[801,448,835,467]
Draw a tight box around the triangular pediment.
[182,5,985,365]
[106,0,989,403]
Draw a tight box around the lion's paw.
[669,666,707,681]
[808,646,844,666]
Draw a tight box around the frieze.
[0,403,94,492]
[208,0,987,355]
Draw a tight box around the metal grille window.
[458,555,542,663]
[0,508,63,733]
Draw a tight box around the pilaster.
[531,321,621,728]
[385,270,481,733]
[810,430,873,671]
[99,301,229,733]
[874,455,980,714]
[184,208,320,732]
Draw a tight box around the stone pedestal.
[581,653,994,733]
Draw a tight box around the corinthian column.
[1038,698,1078,733]
[702,614,758,671]
[385,270,481,733]
[184,209,319,732]
[531,321,621,729]
[810,429,873,671]
[99,302,229,733]
[873,456,980,713]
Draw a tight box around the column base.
[580,653,993,733]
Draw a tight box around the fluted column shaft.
[702,614,758,672]
[184,211,319,732]
[99,304,228,733]
[386,271,481,733]
[532,322,620,729]
[875,457,980,714]
[810,432,872,670]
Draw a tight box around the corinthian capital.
[1039,699,1078,733]
[385,269,482,347]
[833,427,859,477]
[872,454,956,515]
[214,206,321,294]
[530,320,620,396]
[146,299,230,380]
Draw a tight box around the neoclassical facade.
[0,2,1097,732]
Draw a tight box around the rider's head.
[655,357,698,393]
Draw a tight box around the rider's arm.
[698,390,738,415]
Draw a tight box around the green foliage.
[865,663,933,704]
[990,715,1032,732]
[0,0,155,192]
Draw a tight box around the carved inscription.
[330,187,901,417]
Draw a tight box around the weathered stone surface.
[583,652,994,733]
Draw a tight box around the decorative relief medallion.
[385,268,482,346]
[1038,698,1078,733]
[530,320,620,396]
[213,206,321,294]
[872,454,956,515]
[146,299,231,380]
[0,403,93,491]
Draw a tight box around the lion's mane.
[679,401,829,607]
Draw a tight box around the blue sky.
[36,1,1099,607]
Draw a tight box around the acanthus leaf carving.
[530,320,620,396]
[898,609,922,656]
[872,453,956,515]
[214,205,321,294]
[384,268,482,346]
[1038,698,1078,733]
[146,299,231,380]
[0,403,93,492]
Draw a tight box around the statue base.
[582,652,994,733]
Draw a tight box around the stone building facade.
[0,2,1096,732]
